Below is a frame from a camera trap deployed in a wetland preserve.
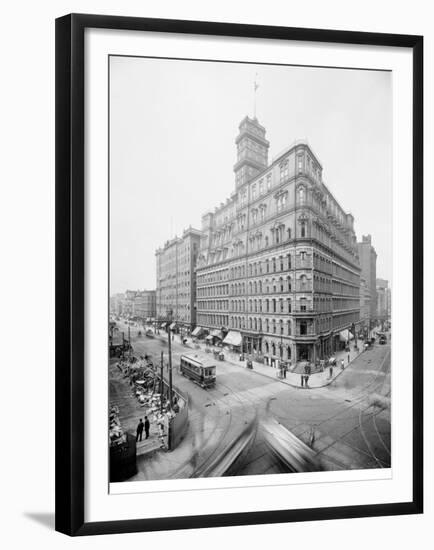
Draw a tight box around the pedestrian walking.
[341,359,345,370]
[144,416,150,439]
[283,364,287,379]
[305,374,310,387]
[136,418,144,442]
[348,353,350,363]
[300,374,305,387]
[329,365,333,378]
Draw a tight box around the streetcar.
[180,354,216,388]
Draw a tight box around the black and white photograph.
[109,55,393,483]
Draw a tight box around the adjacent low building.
[155,226,202,333]
[195,115,361,364]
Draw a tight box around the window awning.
[223,331,243,347]
[192,326,203,337]
[169,322,177,330]
[339,329,354,342]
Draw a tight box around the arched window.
[254,318,257,331]
[287,276,292,291]
[287,320,292,335]
[266,299,269,313]
[287,298,292,313]
[280,277,284,292]
[272,299,276,313]
[299,185,305,205]
[272,342,276,355]
[265,341,269,353]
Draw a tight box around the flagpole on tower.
[253,73,259,119]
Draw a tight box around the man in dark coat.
[144,416,150,439]
[136,418,144,442]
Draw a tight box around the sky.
[109,56,392,294]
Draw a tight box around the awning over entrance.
[223,330,243,347]
[169,322,177,330]
[210,329,223,339]
[339,329,354,342]
[191,326,203,337]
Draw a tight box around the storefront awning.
[339,329,354,342]
[192,326,203,337]
[205,335,213,340]
[169,322,177,330]
[160,322,167,329]
[223,330,243,347]
[210,329,223,339]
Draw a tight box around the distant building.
[357,235,377,325]
[376,278,391,319]
[359,277,371,332]
[114,289,156,319]
[155,226,202,332]
[110,293,125,316]
[195,115,361,364]
[132,290,156,319]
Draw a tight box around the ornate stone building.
[196,116,361,364]
[155,227,202,331]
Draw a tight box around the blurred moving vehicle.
[262,416,319,473]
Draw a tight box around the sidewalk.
[185,338,363,390]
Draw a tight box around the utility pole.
[167,308,173,409]
[128,324,131,360]
[160,351,164,413]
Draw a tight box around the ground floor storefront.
[238,330,356,365]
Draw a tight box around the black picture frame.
[55,13,423,536]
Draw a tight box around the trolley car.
[180,355,216,388]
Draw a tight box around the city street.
[111,320,390,479]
